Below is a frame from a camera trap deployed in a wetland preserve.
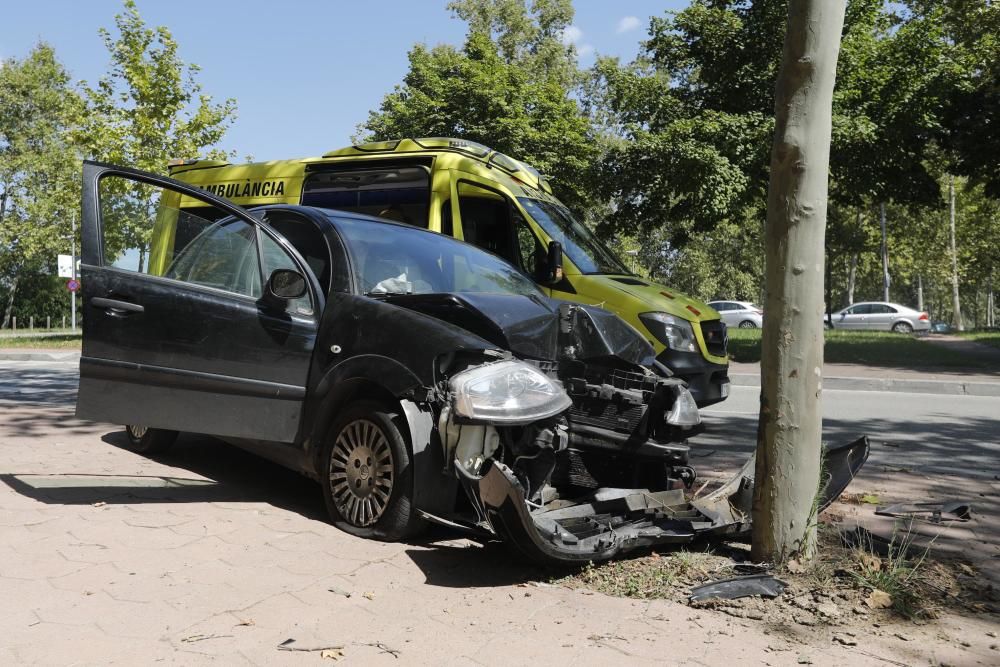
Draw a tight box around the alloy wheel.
[328,419,394,527]
[127,424,148,440]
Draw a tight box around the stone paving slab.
[2,404,998,665]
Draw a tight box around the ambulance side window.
[457,182,517,265]
[302,166,431,228]
[514,211,546,280]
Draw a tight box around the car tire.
[124,425,178,454]
[891,321,913,334]
[738,319,758,329]
[321,400,422,541]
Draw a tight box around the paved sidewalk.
[729,361,1000,396]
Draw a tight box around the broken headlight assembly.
[449,360,573,424]
[639,312,698,353]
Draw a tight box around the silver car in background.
[708,300,763,329]
[828,302,930,333]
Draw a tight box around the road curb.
[730,373,1000,397]
[0,351,81,362]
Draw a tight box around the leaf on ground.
[320,648,344,660]
[866,589,893,609]
[362,591,375,600]
[857,552,882,573]
[860,494,881,505]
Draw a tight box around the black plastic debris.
[689,574,788,602]
[875,501,972,523]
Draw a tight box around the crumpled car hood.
[377,292,655,366]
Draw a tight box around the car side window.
[99,174,262,298]
[873,304,896,314]
[165,219,260,296]
[849,304,873,315]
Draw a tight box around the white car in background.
[827,302,930,333]
[708,300,763,329]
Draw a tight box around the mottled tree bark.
[949,176,964,331]
[846,252,857,306]
[753,0,846,563]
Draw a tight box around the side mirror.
[542,240,563,285]
[263,268,306,308]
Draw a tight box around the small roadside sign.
[67,279,80,292]
[58,254,75,278]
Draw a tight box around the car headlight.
[667,386,701,427]
[639,312,698,353]
[449,360,572,424]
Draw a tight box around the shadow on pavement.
[403,541,553,588]
[1,428,328,522]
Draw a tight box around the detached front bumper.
[470,437,870,564]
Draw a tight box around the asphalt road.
[0,360,81,406]
[695,384,1000,480]
[3,358,998,482]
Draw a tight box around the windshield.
[518,198,630,275]
[334,216,544,298]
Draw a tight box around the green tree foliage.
[79,0,236,171]
[359,0,597,212]
[592,0,998,309]
[1,1,237,325]
[920,0,1000,197]
[78,0,237,267]
[0,44,83,328]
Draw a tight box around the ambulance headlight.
[639,312,699,353]
[449,361,572,424]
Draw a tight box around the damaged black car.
[75,162,867,564]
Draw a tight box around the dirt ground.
[554,488,1000,667]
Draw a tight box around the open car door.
[76,161,321,443]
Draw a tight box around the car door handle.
[91,297,145,314]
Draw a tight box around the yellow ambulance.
[167,138,730,405]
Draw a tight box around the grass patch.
[0,334,81,349]
[957,330,1000,351]
[554,547,726,600]
[726,328,990,368]
[555,521,986,628]
[848,524,935,620]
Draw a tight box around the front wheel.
[124,425,178,454]
[321,401,421,541]
[892,321,913,334]
[738,319,758,329]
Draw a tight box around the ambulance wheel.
[124,425,178,454]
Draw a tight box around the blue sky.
[1,1,686,162]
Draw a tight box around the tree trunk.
[1,275,19,330]
[917,274,924,313]
[949,176,964,331]
[752,0,846,563]
[988,273,994,329]
[880,202,890,302]
[846,252,857,305]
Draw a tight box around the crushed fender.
[473,436,870,564]
[689,574,788,602]
[875,501,972,523]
